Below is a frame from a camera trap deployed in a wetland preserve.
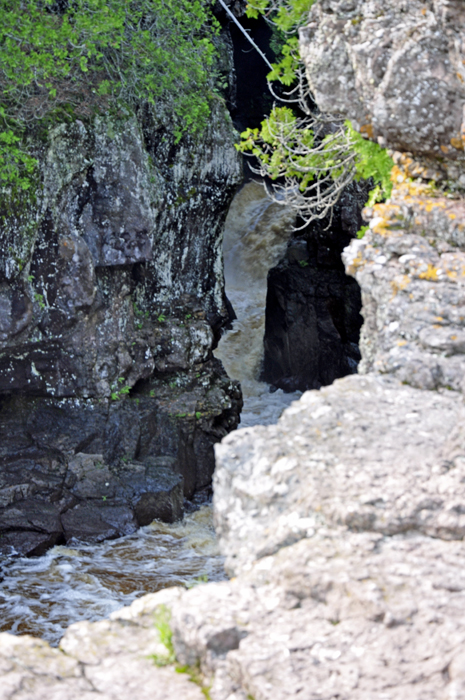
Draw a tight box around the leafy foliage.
[238,110,393,208]
[238,107,354,188]
[246,0,316,84]
[245,0,316,34]
[238,0,394,224]
[346,121,394,203]
[0,118,37,190]
[0,0,220,188]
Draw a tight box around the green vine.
[346,121,394,204]
[237,0,394,225]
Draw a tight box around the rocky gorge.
[0,91,243,556]
[2,0,465,698]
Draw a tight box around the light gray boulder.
[299,0,465,181]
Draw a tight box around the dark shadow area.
[262,181,368,392]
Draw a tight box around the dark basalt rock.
[262,183,366,392]
[0,91,242,554]
[0,356,241,556]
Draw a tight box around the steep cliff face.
[0,101,243,556]
[299,0,465,393]
[300,0,465,183]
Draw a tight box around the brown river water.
[0,506,223,645]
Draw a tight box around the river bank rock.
[0,589,205,700]
[2,373,465,699]
[0,353,241,556]
[343,179,465,393]
[0,99,242,554]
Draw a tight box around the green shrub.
[237,0,394,223]
[150,605,176,666]
[0,0,220,189]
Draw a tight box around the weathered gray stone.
[0,590,205,700]
[299,0,465,181]
[342,179,465,393]
[173,374,465,699]
[214,374,464,575]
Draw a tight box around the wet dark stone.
[61,503,138,544]
[0,98,242,554]
[262,183,367,392]
[0,358,241,556]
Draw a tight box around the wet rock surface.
[263,184,365,392]
[0,357,241,555]
[0,101,242,553]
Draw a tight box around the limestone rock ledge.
[299,0,465,182]
[0,588,205,700]
[343,177,465,393]
[2,374,465,699]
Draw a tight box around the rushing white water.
[215,181,301,427]
[0,180,301,646]
[0,506,224,646]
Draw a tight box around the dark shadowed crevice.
[261,182,368,392]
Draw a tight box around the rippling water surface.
[0,506,224,645]
[215,181,301,427]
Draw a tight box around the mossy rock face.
[0,101,241,397]
[0,86,242,553]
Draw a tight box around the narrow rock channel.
[214,180,301,428]
[0,181,306,645]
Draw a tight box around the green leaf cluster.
[245,0,316,85]
[246,0,315,32]
[346,121,394,203]
[237,109,394,206]
[0,0,220,189]
[240,0,395,222]
[237,106,353,188]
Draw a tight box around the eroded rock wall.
[0,101,242,555]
